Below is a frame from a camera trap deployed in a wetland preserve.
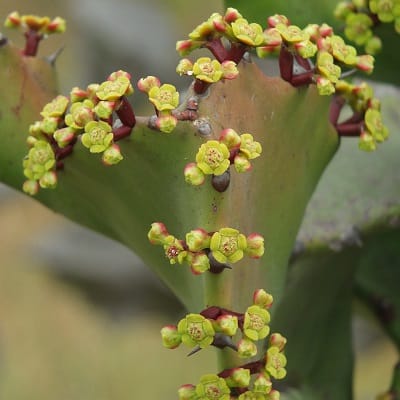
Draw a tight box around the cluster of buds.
[331,80,388,151]
[176,57,239,94]
[4,11,66,56]
[161,290,287,399]
[184,129,262,191]
[148,223,265,275]
[138,76,180,133]
[22,71,136,195]
[334,0,400,55]
[175,8,374,97]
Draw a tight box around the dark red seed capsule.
[211,169,230,192]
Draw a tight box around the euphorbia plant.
[0,2,399,398]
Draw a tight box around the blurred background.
[0,1,397,399]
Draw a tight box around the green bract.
[186,229,211,252]
[81,120,113,153]
[215,314,238,336]
[265,346,287,380]
[231,18,265,46]
[196,140,230,176]
[237,337,258,358]
[102,144,124,166]
[177,314,215,348]
[243,305,270,341]
[156,114,178,133]
[148,84,179,112]
[192,57,223,83]
[195,374,231,400]
[210,227,247,264]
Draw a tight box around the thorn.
[340,68,356,79]
[187,346,202,356]
[212,333,238,351]
[46,45,64,65]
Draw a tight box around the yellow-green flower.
[370,0,400,22]
[328,35,357,65]
[237,337,258,358]
[239,133,262,159]
[177,314,215,348]
[160,325,182,349]
[155,114,178,133]
[316,76,336,96]
[316,51,341,84]
[276,23,309,43]
[344,13,373,46]
[214,314,238,336]
[65,100,95,129]
[188,252,211,275]
[81,120,113,153]
[265,346,287,380]
[23,140,56,182]
[243,305,270,341]
[253,372,272,395]
[359,131,377,151]
[53,127,76,148]
[163,237,188,264]
[224,368,250,388]
[195,374,231,400]
[96,76,132,101]
[196,140,230,176]
[102,144,124,166]
[192,57,223,83]
[364,108,389,142]
[294,39,317,58]
[40,95,69,118]
[231,18,265,46]
[238,390,266,400]
[210,227,247,264]
[184,162,205,186]
[148,84,179,111]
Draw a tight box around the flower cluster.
[184,129,262,189]
[334,80,389,150]
[4,11,66,56]
[162,290,287,399]
[148,223,264,275]
[334,0,400,54]
[175,8,374,97]
[176,57,239,94]
[138,76,180,133]
[4,11,66,34]
[22,71,135,195]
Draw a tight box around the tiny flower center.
[167,245,180,259]
[32,149,51,164]
[249,313,264,331]
[205,384,222,399]
[200,62,214,75]
[187,322,205,340]
[89,127,106,143]
[239,24,256,39]
[205,148,224,167]
[159,90,173,103]
[220,236,238,256]
[379,0,393,12]
[270,354,282,370]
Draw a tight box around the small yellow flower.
[210,227,248,264]
[243,305,270,341]
[196,140,230,176]
[265,346,287,380]
[148,84,179,111]
[231,18,265,46]
[81,120,113,153]
[192,57,223,83]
